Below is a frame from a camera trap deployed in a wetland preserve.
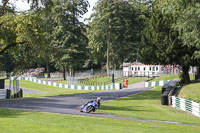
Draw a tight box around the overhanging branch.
[0,42,25,55]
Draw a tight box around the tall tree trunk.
[181,66,190,83]
[69,68,74,77]
[63,65,66,80]
[106,32,110,76]
[106,18,111,76]
[46,63,50,78]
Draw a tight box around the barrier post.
[126,79,128,88]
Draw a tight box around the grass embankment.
[179,83,200,103]
[5,77,148,97]
[89,76,149,84]
[51,76,112,85]
[98,87,200,125]
[48,76,111,85]
[152,74,195,81]
[0,108,200,133]
[152,74,180,81]
[88,76,112,82]
[53,76,149,86]
[5,80,95,98]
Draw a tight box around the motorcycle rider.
[96,97,101,109]
[80,97,101,112]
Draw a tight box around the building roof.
[123,62,163,67]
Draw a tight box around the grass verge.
[5,80,96,98]
[0,108,200,133]
[126,77,149,84]
[152,74,180,81]
[53,77,149,86]
[98,87,200,125]
[179,82,200,103]
[152,74,195,81]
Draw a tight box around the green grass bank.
[179,82,200,103]
[98,87,200,125]
[0,108,200,133]
[5,80,95,98]
[53,77,149,86]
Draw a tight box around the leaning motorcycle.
[80,100,98,113]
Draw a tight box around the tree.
[0,0,53,73]
[47,0,89,79]
[141,0,199,83]
[161,0,200,50]
[0,13,45,72]
[0,0,53,55]
[0,0,15,17]
[161,0,200,73]
[87,0,147,74]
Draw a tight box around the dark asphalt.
[0,85,199,127]
[0,87,152,115]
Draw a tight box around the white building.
[123,62,163,77]
[122,62,185,77]
[123,62,198,77]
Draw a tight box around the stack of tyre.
[161,79,180,105]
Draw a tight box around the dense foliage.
[141,0,200,83]
[0,0,199,83]
[87,0,147,73]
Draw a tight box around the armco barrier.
[171,96,200,117]
[144,80,169,87]
[11,77,120,90]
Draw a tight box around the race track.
[0,85,152,115]
[1,85,199,127]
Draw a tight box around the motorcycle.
[80,100,99,113]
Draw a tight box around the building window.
[135,67,137,71]
[156,67,158,71]
[132,67,134,71]
[149,67,151,71]
[138,67,140,71]
[153,67,155,71]
[144,67,146,71]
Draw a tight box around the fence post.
[112,74,115,84]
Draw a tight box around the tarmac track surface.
[0,85,199,127]
[0,87,152,115]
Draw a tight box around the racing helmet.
[97,97,101,102]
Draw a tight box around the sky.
[1,0,97,22]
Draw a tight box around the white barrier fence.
[144,80,169,87]
[11,77,121,90]
[145,80,200,118]
[171,96,200,118]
